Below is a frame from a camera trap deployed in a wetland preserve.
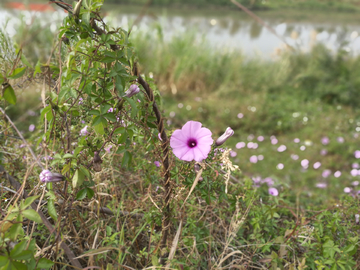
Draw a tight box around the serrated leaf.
[11,250,33,261]
[76,189,87,200]
[3,84,17,104]
[86,188,94,199]
[73,169,85,188]
[37,258,54,269]
[104,113,117,122]
[89,109,100,116]
[11,261,27,270]
[8,67,27,79]
[9,223,24,241]
[47,199,57,221]
[93,120,105,135]
[22,209,42,223]
[10,241,27,257]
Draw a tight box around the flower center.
[187,138,197,148]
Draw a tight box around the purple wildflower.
[351,169,358,177]
[170,121,213,162]
[320,149,328,156]
[29,124,35,132]
[124,84,140,98]
[230,150,237,157]
[268,187,279,196]
[249,155,258,163]
[216,127,234,146]
[158,133,163,141]
[352,163,360,169]
[236,142,245,149]
[334,171,341,178]
[321,136,330,145]
[313,162,321,169]
[351,181,359,186]
[337,137,344,143]
[237,113,244,119]
[356,214,360,224]
[258,155,264,161]
[39,170,64,183]
[105,145,112,153]
[294,138,300,143]
[316,183,327,188]
[344,187,352,193]
[271,138,278,145]
[107,108,114,113]
[277,145,286,152]
[80,126,89,136]
[276,163,284,170]
[355,150,360,159]
[154,161,161,167]
[291,154,299,160]
[257,136,264,142]
[322,169,331,178]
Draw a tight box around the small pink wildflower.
[154,161,161,167]
[170,121,213,162]
[321,136,330,145]
[268,187,279,196]
[29,124,35,132]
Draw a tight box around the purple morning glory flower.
[80,126,89,136]
[216,127,234,146]
[322,169,331,178]
[355,150,360,159]
[344,187,352,193]
[154,161,161,167]
[236,142,245,149]
[39,170,64,183]
[124,84,140,98]
[249,155,258,163]
[257,136,264,142]
[170,121,213,162]
[313,162,321,169]
[277,145,286,152]
[107,108,114,113]
[268,187,279,196]
[337,137,344,143]
[29,124,35,132]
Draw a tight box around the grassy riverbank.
[132,28,360,201]
[104,0,360,12]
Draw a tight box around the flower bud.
[124,84,140,98]
[215,127,234,146]
[39,170,64,183]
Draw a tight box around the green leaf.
[22,209,42,223]
[33,61,42,77]
[114,127,125,135]
[11,250,33,261]
[22,196,40,210]
[47,199,58,221]
[124,97,138,118]
[37,258,54,269]
[8,67,27,79]
[122,151,132,167]
[8,223,24,241]
[82,12,90,25]
[10,241,27,258]
[63,153,74,159]
[118,131,127,144]
[89,109,100,116]
[0,73,4,85]
[73,169,85,188]
[101,56,116,63]
[86,188,94,199]
[0,256,9,267]
[3,84,17,104]
[76,189,87,200]
[100,104,112,115]
[11,261,27,270]
[104,113,117,122]
[79,166,91,178]
[115,75,124,94]
[20,54,32,68]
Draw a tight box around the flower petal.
[172,145,191,161]
[180,148,196,162]
[181,121,202,138]
[195,127,212,139]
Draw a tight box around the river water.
[1,5,360,58]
